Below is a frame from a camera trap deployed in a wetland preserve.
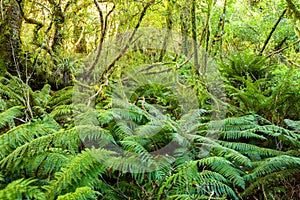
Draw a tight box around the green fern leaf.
[57,187,100,200]
[0,106,24,129]
[0,178,45,200]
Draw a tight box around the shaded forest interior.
[0,0,300,199]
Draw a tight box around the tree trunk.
[180,0,190,57]
[52,5,65,55]
[191,0,199,75]
[0,0,23,76]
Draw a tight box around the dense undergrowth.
[1,0,300,199]
[0,51,299,199]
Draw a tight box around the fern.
[218,141,282,158]
[47,86,73,109]
[195,156,245,189]
[243,155,300,197]
[0,117,59,160]
[0,178,45,200]
[245,155,300,181]
[57,186,100,200]
[0,126,80,174]
[50,104,73,120]
[284,119,300,131]
[46,149,108,199]
[26,148,71,176]
[32,84,51,107]
[0,76,27,107]
[0,106,24,129]
[1,77,299,200]
[158,158,240,200]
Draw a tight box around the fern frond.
[218,141,282,158]
[0,122,118,174]
[221,129,267,140]
[134,120,168,137]
[0,117,59,159]
[57,186,100,200]
[112,121,135,139]
[50,104,73,120]
[33,84,51,107]
[121,137,153,163]
[0,106,24,129]
[0,77,26,106]
[244,155,300,182]
[194,157,245,189]
[26,148,71,176]
[46,149,109,199]
[0,98,7,111]
[78,124,115,148]
[284,119,300,131]
[256,125,300,147]
[0,126,80,172]
[47,86,73,108]
[158,159,239,200]
[211,145,252,166]
[0,178,45,200]
[97,109,115,125]
[243,168,300,197]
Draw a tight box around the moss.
[0,0,22,75]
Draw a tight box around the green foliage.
[0,106,24,129]
[220,53,300,124]
[0,179,45,200]
[57,187,100,200]
[0,74,299,199]
[1,0,300,199]
[219,53,269,88]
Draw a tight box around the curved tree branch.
[98,1,154,82]
[86,1,115,76]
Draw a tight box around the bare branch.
[99,1,154,82]
[259,9,287,56]
[87,1,115,76]
[266,39,300,58]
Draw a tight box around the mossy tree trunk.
[0,0,23,76]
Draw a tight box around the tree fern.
[0,77,299,200]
